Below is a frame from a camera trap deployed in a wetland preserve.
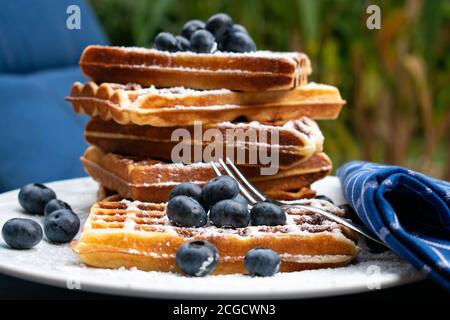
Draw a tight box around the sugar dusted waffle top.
[79,45,311,91]
[67,81,345,126]
[84,117,324,168]
[72,195,359,274]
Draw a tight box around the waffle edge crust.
[84,117,325,168]
[72,196,359,274]
[79,45,312,92]
[81,146,332,202]
[67,81,345,126]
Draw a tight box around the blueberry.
[44,209,80,243]
[218,24,248,46]
[233,194,248,207]
[44,199,71,216]
[2,218,43,249]
[217,24,248,50]
[315,194,334,204]
[190,29,215,53]
[154,32,178,52]
[250,202,286,226]
[210,199,250,228]
[223,31,256,52]
[230,24,248,34]
[181,19,205,39]
[244,248,281,277]
[18,183,56,215]
[176,240,219,276]
[166,195,207,227]
[169,183,202,202]
[205,13,233,39]
[175,35,190,51]
[201,176,239,209]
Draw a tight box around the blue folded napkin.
[337,161,450,290]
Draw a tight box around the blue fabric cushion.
[337,161,450,291]
[0,0,107,73]
[0,67,89,192]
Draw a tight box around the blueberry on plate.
[205,13,233,39]
[315,194,334,204]
[181,19,205,39]
[250,202,286,226]
[223,31,256,52]
[44,209,80,243]
[200,176,239,210]
[154,32,178,52]
[44,199,72,216]
[2,218,43,249]
[169,182,202,202]
[176,240,219,276]
[175,35,190,51]
[210,199,250,228]
[166,195,207,227]
[245,248,281,277]
[233,194,248,207]
[190,29,215,53]
[18,183,56,215]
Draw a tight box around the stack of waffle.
[67,45,346,202]
[68,46,359,274]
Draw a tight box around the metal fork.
[210,157,386,247]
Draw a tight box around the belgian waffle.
[81,146,332,202]
[85,117,324,169]
[67,82,345,126]
[79,45,312,91]
[72,195,359,274]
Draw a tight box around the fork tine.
[210,161,222,176]
[217,159,258,205]
[225,157,266,202]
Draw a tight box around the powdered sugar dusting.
[120,82,332,95]
[119,46,301,59]
[94,197,349,240]
[133,85,231,97]
[195,255,216,276]
[0,177,422,299]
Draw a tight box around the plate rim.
[0,258,425,299]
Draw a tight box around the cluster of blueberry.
[154,13,256,53]
[167,176,286,277]
[167,176,286,228]
[1,184,80,250]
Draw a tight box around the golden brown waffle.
[72,195,359,274]
[81,146,332,202]
[85,117,324,169]
[67,82,345,126]
[79,45,311,91]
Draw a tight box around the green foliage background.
[90,0,450,179]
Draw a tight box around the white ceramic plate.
[0,177,423,299]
